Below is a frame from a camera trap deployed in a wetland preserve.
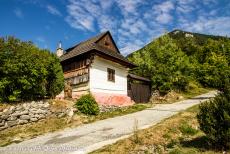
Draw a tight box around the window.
[107,68,115,82]
[104,41,110,46]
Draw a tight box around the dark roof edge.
[92,49,136,68]
[128,73,151,82]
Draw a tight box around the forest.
[128,30,230,94]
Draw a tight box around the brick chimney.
[56,41,64,57]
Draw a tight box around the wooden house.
[56,31,151,105]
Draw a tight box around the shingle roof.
[60,31,136,67]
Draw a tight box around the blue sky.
[1,0,230,55]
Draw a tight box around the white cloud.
[181,16,230,36]
[154,1,174,13]
[120,43,142,56]
[64,0,230,55]
[120,18,147,35]
[116,0,142,16]
[209,10,217,16]
[47,5,62,16]
[153,1,174,24]
[97,15,118,33]
[65,0,102,31]
[176,0,196,14]
[202,0,218,5]
[14,8,24,19]
[99,1,114,11]
[156,13,173,24]
[64,0,171,55]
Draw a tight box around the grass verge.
[181,87,213,99]
[83,104,151,123]
[152,87,213,104]
[91,105,226,154]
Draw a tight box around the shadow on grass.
[189,96,214,100]
[180,136,221,152]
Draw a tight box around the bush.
[0,36,64,102]
[179,123,198,136]
[75,94,99,115]
[197,83,230,149]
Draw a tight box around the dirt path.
[0,91,217,154]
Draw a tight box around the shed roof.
[128,73,151,82]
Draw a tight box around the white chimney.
[56,41,64,57]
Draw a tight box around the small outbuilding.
[128,73,151,103]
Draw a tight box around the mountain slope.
[128,29,228,58]
[127,29,230,93]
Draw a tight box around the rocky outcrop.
[0,100,70,131]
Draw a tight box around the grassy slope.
[91,105,225,154]
[181,87,213,99]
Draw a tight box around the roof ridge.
[65,31,109,52]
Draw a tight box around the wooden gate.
[128,83,151,103]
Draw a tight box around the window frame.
[107,68,115,82]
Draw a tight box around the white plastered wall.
[89,56,128,95]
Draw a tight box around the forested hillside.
[128,30,230,94]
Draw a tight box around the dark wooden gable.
[95,32,120,53]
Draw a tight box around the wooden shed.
[127,74,151,103]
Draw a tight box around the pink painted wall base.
[56,91,134,106]
[92,92,134,106]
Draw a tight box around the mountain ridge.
[127,29,229,58]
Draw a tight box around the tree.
[195,39,230,88]
[197,80,230,150]
[46,54,64,98]
[128,34,190,94]
[0,36,64,102]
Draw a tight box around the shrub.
[197,83,230,149]
[179,123,198,136]
[75,94,99,115]
[0,36,64,102]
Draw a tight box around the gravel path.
[0,91,217,154]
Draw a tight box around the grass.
[0,103,149,147]
[152,86,213,104]
[0,117,68,146]
[181,87,213,99]
[85,104,151,123]
[91,105,226,154]
[179,123,199,136]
